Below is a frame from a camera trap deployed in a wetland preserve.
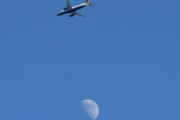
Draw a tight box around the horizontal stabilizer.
[86,0,93,6]
[89,4,93,6]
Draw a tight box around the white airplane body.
[57,0,93,17]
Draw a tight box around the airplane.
[57,0,93,17]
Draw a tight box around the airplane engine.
[64,8,67,10]
[69,14,75,17]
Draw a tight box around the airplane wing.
[67,0,72,9]
[73,12,85,17]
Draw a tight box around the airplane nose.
[57,12,61,16]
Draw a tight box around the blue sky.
[0,0,180,120]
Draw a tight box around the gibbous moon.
[81,99,99,120]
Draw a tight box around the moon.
[81,99,99,120]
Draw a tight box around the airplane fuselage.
[57,3,87,16]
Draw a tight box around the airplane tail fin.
[86,0,93,6]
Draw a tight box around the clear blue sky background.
[0,0,180,120]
